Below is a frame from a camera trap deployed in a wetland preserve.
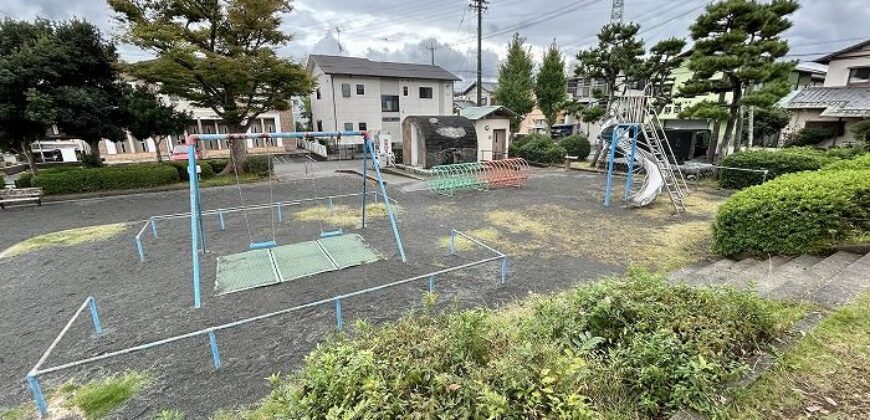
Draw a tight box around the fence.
[299,139,328,158]
[681,163,770,186]
[26,230,509,417]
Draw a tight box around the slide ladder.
[639,103,688,213]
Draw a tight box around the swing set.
[184,130,405,308]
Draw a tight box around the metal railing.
[25,229,508,417]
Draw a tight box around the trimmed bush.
[512,134,567,164]
[203,158,229,174]
[713,169,870,256]
[245,155,272,175]
[15,172,34,188]
[785,127,835,147]
[560,134,591,160]
[245,269,794,418]
[33,164,180,195]
[824,146,867,161]
[822,153,870,171]
[718,149,829,189]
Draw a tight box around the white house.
[307,55,459,148]
[782,39,870,146]
[458,106,514,160]
[456,81,497,106]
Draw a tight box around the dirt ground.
[0,166,726,418]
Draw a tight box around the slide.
[599,119,664,207]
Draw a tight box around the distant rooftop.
[783,86,870,118]
[814,38,870,64]
[308,55,460,81]
[459,105,515,120]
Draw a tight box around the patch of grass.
[437,227,502,252]
[153,409,186,419]
[722,292,870,419]
[293,203,395,228]
[198,173,265,188]
[0,223,128,259]
[66,372,149,418]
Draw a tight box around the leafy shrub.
[244,269,794,418]
[785,127,835,147]
[560,134,591,160]
[512,134,567,164]
[718,149,828,189]
[203,158,229,174]
[822,153,870,171]
[32,164,180,195]
[245,155,272,175]
[824,146,867,161]
[15,172,33,188]
[713,169,870,256]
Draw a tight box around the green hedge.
[511,134,567,164]
[822,153,870,171]
[167,160,216,181]
[718,149,829,189]
[245,155,272,175]
[32,164,181,195]
[203,158,229,174]
[246,269,793,418]
[560,134,591,160]
[15,172,33,188]
[713,169,870,256]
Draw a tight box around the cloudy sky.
[2,0,869,89]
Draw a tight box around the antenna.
[426,41,436,65]
[335,26,344,55]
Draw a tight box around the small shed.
[402,116,478,168]
[459,106,515,161]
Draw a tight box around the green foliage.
[645,37,688,111]
[242,269,796,418]
[713,169,870,256]
[560,134,591,160]
[751,106,790,146]
[575,22,646,103]
[512,134,567,164]
[168,160,216,181]
[32,164,180,195]
[494,33,536,132]
[245,155,273,176]
[822,153,870,171]
[14,172,33,188]
[850,119,870,142]
[785,127,836,147]
[718,149,828,189]
[823,146,867,161]
[203,158,229,174]
[581,105,606,123]
[121,85,190,161]
[534,42,568,128]
[154,409,186,420]
[67,372,149,418]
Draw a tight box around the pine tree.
[679,0,799,162]
[535,42,567,129]
[575,22,646,106]
[493,33,536,132]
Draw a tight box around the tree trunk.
[716,87,743,163]
[706,91,728,163]
[19,140,38,174]
[154,137,164,163]
[85,138,103,166]
[220,123,248,175]
[733,107,745,153]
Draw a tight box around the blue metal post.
[604,127,621,207]
[500,257,510,283]
[335,298,343,330]
[195,176,206,253]
[188,143,202,309]
[150,218,158,238]
[207,331,221,370]
[135,237,145,262]
[364,137,407,262]
[328,198,334,216]
[87,297,103,336]
[624,126,639,201]
[26,375,48,417]
[277,203,283,223]
[449,230,457,255]
[361,141,368,228]
[428,275,435,293]
[218,210,226,231]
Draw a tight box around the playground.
[0,152,727,416]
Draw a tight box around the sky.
[2,0,869,89]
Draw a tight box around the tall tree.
[535,42,568,129]
[121,85,191,162]
[679,0,799,162]
[644,37,687,112]
[109,0,315,174]
[0,19,54,172]
[493,33,536,132]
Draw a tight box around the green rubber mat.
[214,234,383,295]
[272,240,335,282]
[215,249,280,295]
[319,234,383,269]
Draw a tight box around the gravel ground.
[0,167,654,418]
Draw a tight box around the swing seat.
[320,229,344,238]
[249,240,278,250]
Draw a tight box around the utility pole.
[610,0,624,22]
[470,0,488,106]
[426,41,436,66]
[335,26,343,55]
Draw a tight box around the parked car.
[550,123,581,139]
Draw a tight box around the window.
[356,84,365,95]
[403,86,409,96]
[381,95,400,112]
[344,122,353,131]
[358,122,367,131]
[674,104,682,114]
[419,87,433,99]
[262,118,276,133]
[480,97,488,106]
[848,67,870,86]
[316,120,323,131]
[664,106,673,114]
[382,117,400,122]
[316,88,321,100]
[341,83,351,97]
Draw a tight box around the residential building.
[782,39,870,146]
[456,81,497,106]
[458,106,515,160]
[307,54,459,151]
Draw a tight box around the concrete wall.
[823,44,870,87]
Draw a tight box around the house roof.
[453,99,477,110]
[814,39,870,64]
[460,81,498,96]
[308,55,460,81]
[783,86,870,118]
[459,106,516,120]
[795,62,827,75]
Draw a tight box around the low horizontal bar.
[192,130,366,144]
[451,230,506,257]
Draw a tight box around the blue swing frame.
[185,130,406,308]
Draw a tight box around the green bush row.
[32,164,181,195]
[821,152,870,171]
[510,134,567,164]
[718,147,866,189]
[560,134,592,160]
[713,169,870,256]
[244,269,793,418]
[244,155,272,175]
